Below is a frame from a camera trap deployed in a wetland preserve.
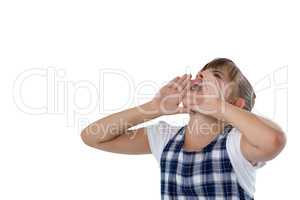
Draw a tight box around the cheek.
[222,83,235,100]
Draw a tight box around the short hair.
[201,58,256,111]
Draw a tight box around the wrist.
[141,100,164,117]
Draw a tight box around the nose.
[196,70,205,80]
[191,71,206,91]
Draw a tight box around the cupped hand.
[151,74,192,115]
[182,73,226,119]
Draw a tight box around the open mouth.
[190,79,202,91]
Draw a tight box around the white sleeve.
[226,127,266,197]
[146,120,181,164]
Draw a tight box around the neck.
[184,112,225,151]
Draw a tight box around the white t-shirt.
[146,120,265,197]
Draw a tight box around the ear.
[233,97,246,109]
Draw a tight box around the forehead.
[200,65,234,82]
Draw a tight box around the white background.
[0,0,299,199]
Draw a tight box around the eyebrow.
[212,70,224,77]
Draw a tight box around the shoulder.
[147,120,181,136]
[146,120,182,163]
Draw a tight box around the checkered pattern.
[160,125,254,200]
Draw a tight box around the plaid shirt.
[160,124,254,200]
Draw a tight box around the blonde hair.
[202,58,256,111]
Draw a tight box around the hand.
[151,74,192,115]
[182,73,225,119]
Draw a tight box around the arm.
[81,101,161,145]
[80,74,191,154]
[80,101,161,153]
[188,72,286,163]
[221,102,287,163]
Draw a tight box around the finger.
[176,74,188,85]
[201,79,211,95]
[177,74,192,93]
[180,74,192,91]
[172,74,187,90]
[207,78,221,98]
[179,89,188,103]
[206,74,222,97]
[213,78,225,99]
[179,79,192,99]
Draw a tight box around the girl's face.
[182,68,235,110]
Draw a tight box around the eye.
[213,73,222,79]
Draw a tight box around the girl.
[81,58,286,199]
